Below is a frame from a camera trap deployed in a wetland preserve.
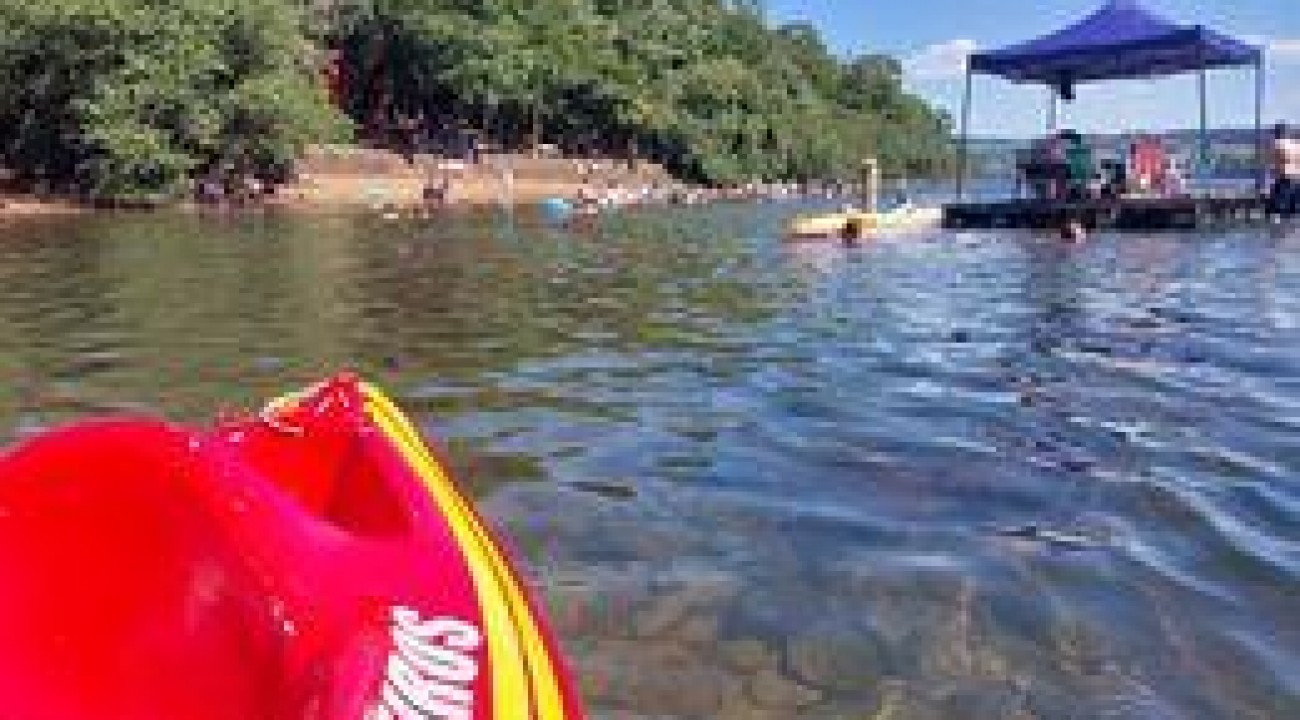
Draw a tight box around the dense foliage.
[0,0,346,200]
[328,0,953,184]
[0,0,952,197]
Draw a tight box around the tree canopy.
[0,0,953,198]
[331,0,953,183]
[0,0,346,200]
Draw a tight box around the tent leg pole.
[957,68,972,201]
[1254,58,1265,195]
[1046,89,1058,133]
[1198,66,1208,174]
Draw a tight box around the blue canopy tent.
[955,0,1265,198]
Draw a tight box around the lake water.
[1,206,1296,718]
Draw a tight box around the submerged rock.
[635,568,741,638]
[934,679,1036,720]
[634,592,694,638]
[721,638,778,672]
[749,667,823,709]
[672,613,720,646]
[580,638,748,716]
[786,630,886,694]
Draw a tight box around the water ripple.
[0,210,1296,718]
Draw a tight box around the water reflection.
[0,209,1297,718]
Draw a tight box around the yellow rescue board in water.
[785,206,942,239]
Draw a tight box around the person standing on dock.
[1268,123,1299,220]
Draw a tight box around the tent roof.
[969,0,1261,88]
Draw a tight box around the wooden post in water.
[861,158,880,213]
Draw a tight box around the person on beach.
[1268,123,1299,220]
[194,174,225,206]
[499,159,515,207]
[420,174,450,215]
[396,113,418,165]
[574,185,600,215]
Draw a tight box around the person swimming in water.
[1268,123,1299,220]
[841,216,864,247]
[893,190,913,212]
[1060,219,1087,242]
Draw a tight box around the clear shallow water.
[1,206,1297,718]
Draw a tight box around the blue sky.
[763,0,1299,137]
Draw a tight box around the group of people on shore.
[409,165,833,218]
[193,173,278,208]
[568,180,813,211]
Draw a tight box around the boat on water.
[784,204,943,240]
[0,374,585,720]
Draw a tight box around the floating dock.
[942,195,1265,231]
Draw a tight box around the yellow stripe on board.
[367,395,565,719]
[368,399,565,718]
[363,385,567,720]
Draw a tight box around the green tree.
[0,0,347,200]
[1,0,955,197]
[323,0,953,184]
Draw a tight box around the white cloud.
[904,39,978,81]
[1268,37,1300,62]
[1242,35,1300,63]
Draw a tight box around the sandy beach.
[275,146,677,210]
[0,146,680,218]
[0,195,86,218]
[278,172,598,210]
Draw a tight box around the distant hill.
[965,128,1264,152]
[962,128,1266,176]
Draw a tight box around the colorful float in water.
[0,374,585,720]
[784,205,943,240]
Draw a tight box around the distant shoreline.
[1,147,839,220]
[0,195,86,219]
[0,176,668,219]
[1,148,686,219]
